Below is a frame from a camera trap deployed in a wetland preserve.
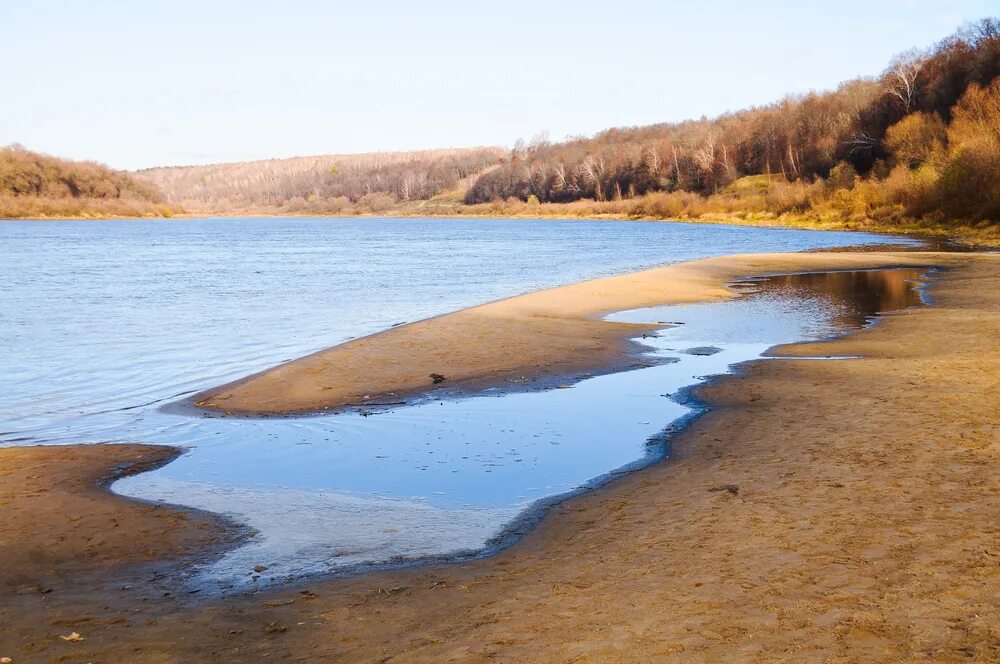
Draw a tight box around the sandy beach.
[2,250,998,663]
[195,250,967,415]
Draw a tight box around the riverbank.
[195,250,966,415]
[8,210,997,249]
[214,212,999,249]
[392,201,1000,248]
[1,251,997,662]
[0,444,241,597]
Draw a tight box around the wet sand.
[196,250,965,415]
[0,444,243,656]
[2,252,999,662]
[0,444,237,590]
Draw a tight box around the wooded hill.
[461,18,1000,232]
[0,145,173,219]
[137,148,507,215]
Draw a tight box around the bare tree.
[693,133,718,192]
[528,131,550,152]
[644,147,660,176]
[843,131,881,159]
[552,163,568,192]
[886,50,926,113]
[511,138,528,160]
[579,154,606,200]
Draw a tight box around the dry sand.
[196,250,966,415]
[1,251,998,663]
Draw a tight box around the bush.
[937,142,1000,220]
[826,162,859,191]
[885,113,948,168]
[356,192,397,214]
[948,78,1000,149]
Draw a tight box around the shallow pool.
[113,267,930,589]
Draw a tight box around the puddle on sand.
[114,268,931,591]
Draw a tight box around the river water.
[0,217,925,589]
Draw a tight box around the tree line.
[464,18,1000,227]
[137,148,507,214]
[0,144,172,218]
[5,17,997,231]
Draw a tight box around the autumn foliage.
[0,145,174,219]
[463,18,1000,231]
[137,148,506,215]
[4,18,998,236]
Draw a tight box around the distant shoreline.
[6,211,992,248]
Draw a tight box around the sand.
[196,250,967,415]
[0,444,243,657]
[1,251,998,663]
[0,444,236,590]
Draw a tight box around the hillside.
[459,18,1000,240]
[137,147,507,215]
[0,145,174,219]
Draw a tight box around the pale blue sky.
[2,0,995,170]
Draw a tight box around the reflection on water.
[113,268,931,590]
[736,269,926,330]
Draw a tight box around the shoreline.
[0,444,245,601]
[0,263,944,598]
[193,250,968,416]
[6,212,995,249]
[266,265,940,587]
[1,251,998,661]
[68,266,938,595]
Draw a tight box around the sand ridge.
[195,250,966,415]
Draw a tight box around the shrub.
[885,113,948,168]
[937,142,1000,220]
[356,192,397,214]
[826,162,859,191]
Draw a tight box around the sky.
[2,0,995,170]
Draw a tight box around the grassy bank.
[393,189,1000,247]
[168,187,997,248]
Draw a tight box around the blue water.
[0,216,920,588]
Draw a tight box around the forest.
[137,148,507,215]
[459,18,1000,237]
[0,145,174,218]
